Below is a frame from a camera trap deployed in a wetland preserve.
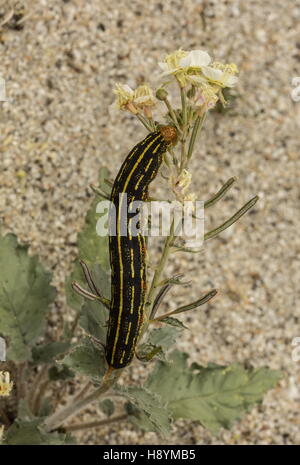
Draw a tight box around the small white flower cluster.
[158,49,238,112]
[112,49,238,116]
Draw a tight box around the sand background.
[0,0,300,444]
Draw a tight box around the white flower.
[179,50,211,68]
[202,63,238,88]
[159,49,211,75]
[158,49,213,87]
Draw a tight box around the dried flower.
[170,169,196,202]
[112,83,156,117]
[113,83,136,111]
[0,371,13,397]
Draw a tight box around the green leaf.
[115,385,171,437]
[4,419,74,445]
[137,326,181,362]
[32,341,70,364]
[48,364,75,381]
[146,350,282,434]
[60,338,107,382]
[0,234,56,362]
[159,317,189,330]
[136,343,165,362]
[147,326,181,351]
[99,399,115,417]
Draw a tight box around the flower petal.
[179,50,211,68]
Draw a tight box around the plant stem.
[64,413,128,433]
[145,219,175,320]
[33,378,50,416]
[29,365,49,412]
[73,381,92,402]
[42,370,123,432]
[180,86,187,131]
[164,98,182,135]
[136,114,154,132]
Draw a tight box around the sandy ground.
[1,0,300,445]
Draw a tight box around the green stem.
[64,413,128,433]
[145,219,175,321]
[164,98,182,134]
[42,370,123,432]
[136,114,154,132]
[180,86,187,131]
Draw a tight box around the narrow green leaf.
[204,177,237,209]
[78,264,110,342]
[159,317,189,330]
[168,289,217,316]
[204,196,259,241]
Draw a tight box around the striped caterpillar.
[105,125,177,369]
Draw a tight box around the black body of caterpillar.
[105,126,177,369]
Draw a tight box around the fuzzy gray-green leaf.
[60,338,106,382]
[147,326,181,351]
[0,234,56,362]
[146,350,282,434]
[4,419,74,445]
[115,385,171,437]
[32,341,70,364]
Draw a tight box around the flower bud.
[156,88,168,101]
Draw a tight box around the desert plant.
[0,49,282,445]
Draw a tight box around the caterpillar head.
[159,125,178,146]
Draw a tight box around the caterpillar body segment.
[105,126,177,369]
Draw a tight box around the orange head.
[159,125,178,146]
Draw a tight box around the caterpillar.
[105,125,177,369]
